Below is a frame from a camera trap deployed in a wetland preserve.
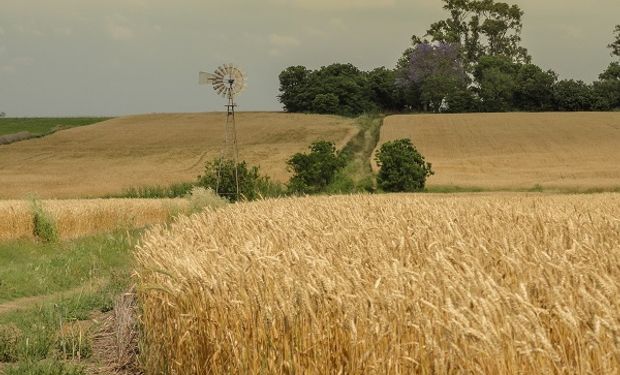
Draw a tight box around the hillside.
[0,112,357,198]
[375,112,620,191]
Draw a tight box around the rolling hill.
[0,112,357,198]
[375,112,620,191]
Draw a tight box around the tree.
[287,141,346,194]
[312,93,339,114]
[552,80,593,111]
[513,64,557,111]
[0,112,5,118]
[278,64,379,116]
[197,158,268,202]
[474,55,518,111]
[609,25,620,58]
[375,138,433,192]
[311,64,375,116]
[405,42,468,111]
[592,62,620,110]
[278,66,312,112]
[408,0,530,69]
[367,67,405,112]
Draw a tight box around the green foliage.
[30,200,58,243]
[413,0,530,67]
[553,80,593,111]
[0,232,135,366]
[197,158,276,202]
[367,67,406,112]
[4,360,86,375]
[474,55,519,112]
[312,93,340,114]
[279,64,399,115]
[111,182,195,199]
[375,139,433,192]
[609,25,620,58]
[513,64,557,111]
[287,141,346,194]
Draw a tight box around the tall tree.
[406,42,468,112]
[513,64,557,111]
[278,66,312,112]
[473,55,519,112]
[609,25,620,58]
[413,0,530,67]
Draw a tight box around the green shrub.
[287,141,346,194]
[375,138,434,192]
[30,199,58,243]
[197,158,273,202]
[115,182,195,199]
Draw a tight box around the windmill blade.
[198,72,216,85]
[215,66,227,77]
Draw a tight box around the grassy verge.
[0,232,136,303]
[0,231,137,373]
[103,182,196,199]
[424,184,620,194]
[0,118,111,137]
[327,114,384,194]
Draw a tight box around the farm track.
[0,278,107,315]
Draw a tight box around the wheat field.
[0,112,357,199]
[136,193,620,374]
[0,198,189,241]
[375,112,620,190]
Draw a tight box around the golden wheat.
[0,112,357,199]
[375,112,620,190]
[136,193,620,374]
[0,198,189,241]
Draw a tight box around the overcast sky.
[0,0,618,116]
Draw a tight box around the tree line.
[278,0,620,115]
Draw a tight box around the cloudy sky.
[0,0,618,116]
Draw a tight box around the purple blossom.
[408,42,467,84]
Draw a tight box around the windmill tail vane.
[199,64,247,200]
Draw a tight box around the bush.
[375,138,433,192]
[197,158,274,202]
[287,141,346,194]
[30,199,59,243]
[312,93,339,114]
[185,187,228,213]
[117,182,195,199]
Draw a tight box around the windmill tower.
[199,64,247,200]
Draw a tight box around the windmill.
[199,64,247,200]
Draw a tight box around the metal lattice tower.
[199,64,247,200]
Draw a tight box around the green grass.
[423,184,620,194]
[327,114,383,194]
[0,232,136,303]
[104,182,196,199]
[0,231,137,370]
[3,360,86,375]
[0,118,111,137]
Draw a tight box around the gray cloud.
[0,0,618,116]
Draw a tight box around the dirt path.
[0,278,107,315]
